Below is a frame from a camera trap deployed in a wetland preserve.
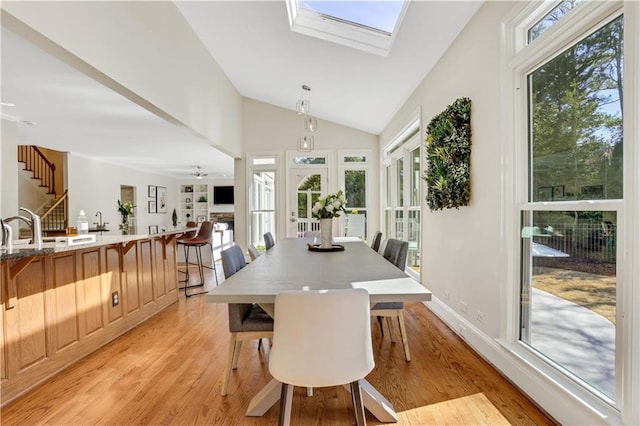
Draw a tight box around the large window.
[383,121,421,276]
[507,1,631,415]
[249,155,278,250]
[339,151,371,240]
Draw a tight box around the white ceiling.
[1,1,482,179]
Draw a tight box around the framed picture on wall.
[148,225,158,234]
[149,200,157,213]
[156,186,167,213]
[148,185,156,198]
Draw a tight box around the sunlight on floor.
[398,393,509,425]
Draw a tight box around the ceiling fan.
[194,166,208,179]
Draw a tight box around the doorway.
[120,185,136,234]
[288,168,327,238]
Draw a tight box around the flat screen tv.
[213,186,234,205]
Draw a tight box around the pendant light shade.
[296,85,312,115]
[296,84,318,151]
[297,135,314,152]
[304,116,317,132]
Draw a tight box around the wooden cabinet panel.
[11,258,47,372]
[105,245,123,324]
[51,253,79,351]
[77,249,103,337]
[1,234,180,405]
[0,263,6,381]
[165,238,178,295]
[139,240,154,305]
[122,244,140,314]
[152,239,166,299]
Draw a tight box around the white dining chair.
[269,288,374,426]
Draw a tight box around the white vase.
[319,218,333,249]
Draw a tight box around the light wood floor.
[1,263,556,425]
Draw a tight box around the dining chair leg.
[386,317,396,343]
[398,311,411,362]
[222,334,238,396]
[278,383,293,426]
[231,340,243,369]
[350,380,367,426]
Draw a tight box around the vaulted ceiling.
[1,1,482,178]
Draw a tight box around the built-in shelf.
[180,184,210,224]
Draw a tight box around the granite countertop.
[0,227,194,261]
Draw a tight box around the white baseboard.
[423,298,621,425]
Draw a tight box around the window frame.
[247,152,281,249]
[382,116,422,278]
[338,149,372,240]
[501,1,639,422]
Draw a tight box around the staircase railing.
[41,191,68,233]
[18,145,56,196]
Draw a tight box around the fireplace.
[210,212,235,232]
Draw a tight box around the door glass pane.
[529,16,624,202]
[298,193,308,218]
[408,210,420,272]
[397,158,404,207]
[296,173,322,236]
[345,170,366,209]
[520,210,616,399]
[386,165,392,207]
[293,156,326,165]
[410,147,420,207]
[394,210,404,240]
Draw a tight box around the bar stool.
[177,221,198,287]
[180,221,218,297]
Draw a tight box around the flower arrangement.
[117,200,134,216]
[312,190,347,219]
[117,200,135,233]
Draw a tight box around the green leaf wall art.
[424,97,472,211]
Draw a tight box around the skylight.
[286,0,410,56]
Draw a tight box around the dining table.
[205,237,432,422]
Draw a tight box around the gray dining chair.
[264,232,275,250]
[220,245,274,396]
[371,238,411,361]
[247,244,261,261]
[269,288,374,426]
[370,231,382,252]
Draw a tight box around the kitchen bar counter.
[0,227,194,261]
[0,228,188,405]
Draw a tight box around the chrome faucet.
[94,211,108,230]
[1,218,13,249]
[4,207,43,246]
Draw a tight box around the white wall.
[236,98,379,252]
[381,0,507,340]
[1,119,19,228]
[1,1,243,158]
[67,155,179,235]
